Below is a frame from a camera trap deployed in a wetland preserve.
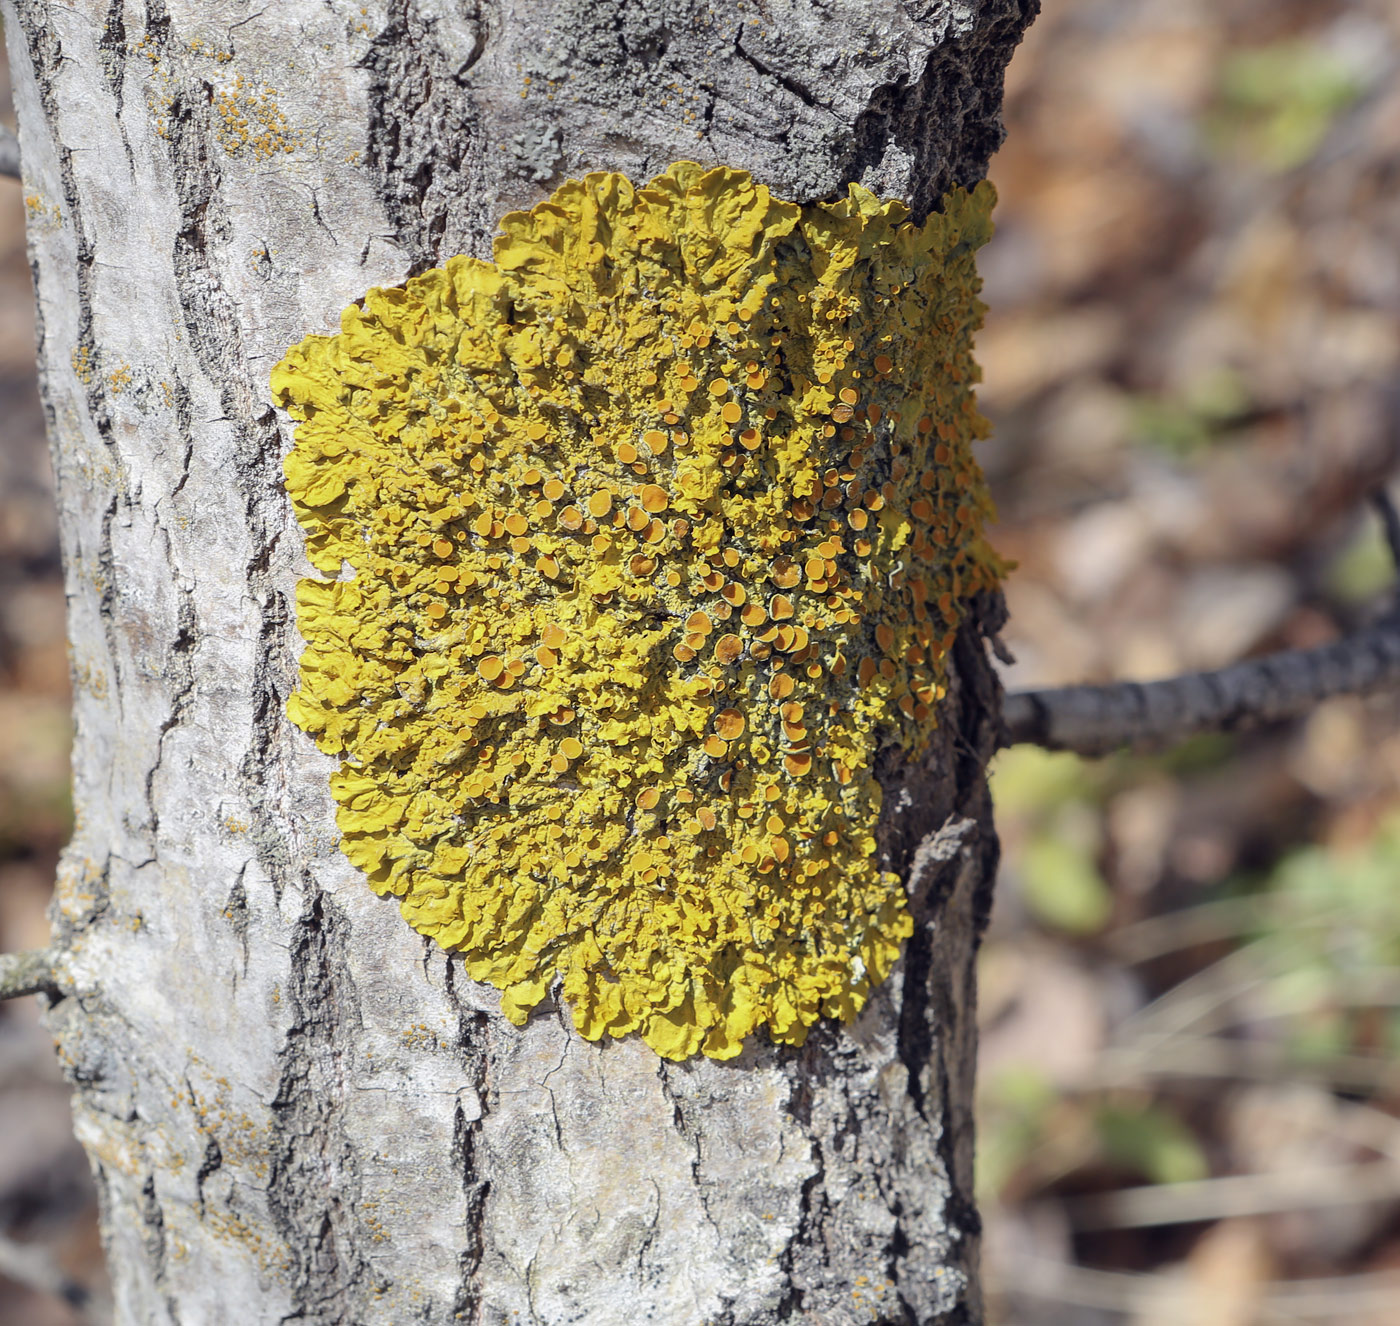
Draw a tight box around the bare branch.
[1002,616,1400,757]
[0,947,68,1000]
[0,126,19,180]
[1003,485,1400,757]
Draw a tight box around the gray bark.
[2,1,1033,1322]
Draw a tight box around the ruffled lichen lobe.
[272,162,1001,1060]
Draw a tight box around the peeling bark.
[2,1,1034,1321]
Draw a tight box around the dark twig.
[1003,491,1400,757]
[1373,489,1400,589]
[0,947,68,1000]
[0,126,19,181]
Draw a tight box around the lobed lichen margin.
[272,161,1002,1060]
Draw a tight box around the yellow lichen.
[71,345,94,385]
[212,74,302,160]
[272,162,1002,1060]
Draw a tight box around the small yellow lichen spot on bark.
[211,74,303,160]
[272,162,1003,1061]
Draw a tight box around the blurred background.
[981,0,1400,1321]
[4,0,1400,1321]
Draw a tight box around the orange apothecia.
[273,162,1002,1061]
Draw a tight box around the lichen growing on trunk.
[272,162,1001,1060]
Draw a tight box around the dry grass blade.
[1061,1162,1400,1230]
[991,1256,1400,1323]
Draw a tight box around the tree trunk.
[3,1,1033,1321]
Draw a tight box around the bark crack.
[267,893,376,1323]
[441,960,492,1323]
[732,30,829,114]
[654,1061,724,1243]
[144,576,197,846]
[364,0,489,271]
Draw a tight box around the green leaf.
[989,746,1091,817]
[1096,1102,1209,1186]
[1328,518,1395,605]
[1210,41,1363,171]
[1021,833,1112,934]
